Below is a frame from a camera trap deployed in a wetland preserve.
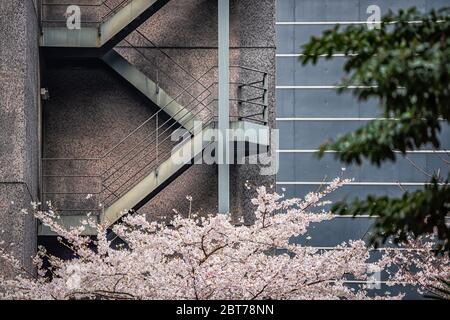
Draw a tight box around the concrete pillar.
[0,0,40,278]
[218,0,230,214]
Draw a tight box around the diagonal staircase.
[39,2,271,235]
[101,120,270,226]
[41,0,171,56]
[40,43,270,234]
[40,119,270,235]
[102,50,198,132]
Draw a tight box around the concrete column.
[218,0,230,214]
[0,0,40,278]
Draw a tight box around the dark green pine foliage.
[300,8,450,253]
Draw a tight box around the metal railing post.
[156,66,160,95]
[156,113,159,164]
[237,76,242,121]
[38,0,42,34]
[39,158,44,205]
[263,72,269,125]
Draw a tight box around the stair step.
[101,121,270,227]
[41,0,172,53]
[101,50,198,132]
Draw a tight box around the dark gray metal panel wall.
[276,0,450,247]
[276,1,449,297]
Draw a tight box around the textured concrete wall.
[42,60,177,216]
[0,0,40,277]
[43,0,276,221]
[128,0,277,219]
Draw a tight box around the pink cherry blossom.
[0,177,448,300]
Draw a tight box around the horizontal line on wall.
[276,21,375,25]
[267,278,410,285]
[277,182,443,186]
[276,53,354,57]
[322,279,413,286]
[116,45,277,50]
[274,213,450,220]
[276,85,377,89]
[276,117,380,121]
[0,181,35,202]
[276,20,437,26]
[331,215,374,218]
[310,247,428,252]
[327,215,449,221]
[339,280,407,285]
[277,149,450,154]
[276,117,446,121]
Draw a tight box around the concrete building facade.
[276,0,450,297]
[276,0,450,245]
[0,0,448,298]
[0,0,40,277]
[1,0,276,276]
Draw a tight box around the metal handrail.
[101,65,217,160]
[95,70,268,204]
[100,82,268,204]
[103,105,270,206]
[101,64,267,160]
[42,86,266,211]
[131,29,214,95]
[42,66,267,165]
[101,99,215,201]
[120,37,214,119]
[41,25,269,213]
[100,71,268,188]
[101,87,216,187]
[41,0,133,27]
[100,84,215,183]
[101,118,216,206]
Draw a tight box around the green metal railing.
[40,0,134,28]
[41,61,268,216]
[40,6,270,217]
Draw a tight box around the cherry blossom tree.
[0,178,448,300]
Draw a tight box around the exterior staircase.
[101,50,198,132]
[40,119,269,235]
[102,120,269,227]
[41,0,171,56]
[39,1,271,235]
